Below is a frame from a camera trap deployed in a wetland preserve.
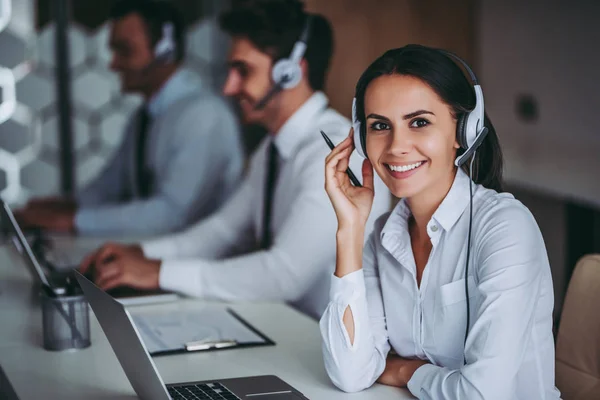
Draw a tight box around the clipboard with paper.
[130,306,275,356]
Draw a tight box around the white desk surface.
[0,240,414,399]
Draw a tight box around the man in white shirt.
[79,0,390,319]
[16,0,243,236]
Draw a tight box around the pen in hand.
[320,130,362,187]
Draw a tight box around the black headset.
[351,46,487,364]
[254,15,313,110]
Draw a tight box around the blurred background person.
[16,0,243,236]
[79,0,391,320]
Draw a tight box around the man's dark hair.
[109,0,186,63]
[219,0,334,91]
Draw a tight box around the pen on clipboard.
[320,130,362,187]
[185,339,238,352]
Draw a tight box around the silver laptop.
[0,201,178,305]
[0,200,72,296]
[74,271,308,400]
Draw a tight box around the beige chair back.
[556,254,600,400]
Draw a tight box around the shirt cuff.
[158,259,205,296]
[407,363,440,397]
[141,237,179,260]
[330,269,366,305]
[74,208,95,234]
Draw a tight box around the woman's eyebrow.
[366,110,435,121]
[402,110,435,120]
[366,113,391,121]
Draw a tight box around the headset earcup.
[154,23,176,62]
[456,114,468,149]
[271,59,302,89]
[352,98,366,158]
[352,123,366,159]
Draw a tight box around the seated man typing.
[17,0,243,236]
[80,0,390,319]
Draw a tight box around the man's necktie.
[135,106,152,198]
[261,140,279,249]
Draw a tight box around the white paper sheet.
[129,306,267,354]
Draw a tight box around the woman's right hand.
[325,128,375,233]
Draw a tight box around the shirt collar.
[273,91,329,160]
[381,168,472,241]
[432,168,472,232]
[146,68,203,117]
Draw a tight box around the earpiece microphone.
[154,23,175,63]
[440,52,488,167]
[254,83,284,110]
[135,22,176,76]
[254,15,313,110]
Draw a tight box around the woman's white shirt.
[320,168,561,399]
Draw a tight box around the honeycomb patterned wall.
[0,0,23,203]
[0,0,229,205]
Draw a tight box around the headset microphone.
[254,15,313,110]
[254,82,284,110]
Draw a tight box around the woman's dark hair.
[354,44,503,192]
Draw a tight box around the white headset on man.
[254,15,313,110]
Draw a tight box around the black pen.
[320,130,362,187]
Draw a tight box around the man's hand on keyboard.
[79,243,160,291]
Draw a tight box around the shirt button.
[430,225,438,232]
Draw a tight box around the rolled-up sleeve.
[320,230,391,393]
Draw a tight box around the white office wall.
[478,0,600,208]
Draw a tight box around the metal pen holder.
[40,290,91,351]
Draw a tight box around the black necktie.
[261,141,279,249]
[135,106,152,198]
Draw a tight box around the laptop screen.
[74,271,171,400]
[0,201,52,288]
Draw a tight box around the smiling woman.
[320,45,560,399]
[354,46,503,196]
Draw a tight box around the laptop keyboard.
[168,382,240,400]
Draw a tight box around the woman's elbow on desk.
[330,375,373,393]
[319,310,385,394]
[322,354,376,393]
